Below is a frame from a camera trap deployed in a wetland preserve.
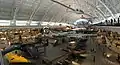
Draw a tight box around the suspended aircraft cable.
[97,0,115,18]
[28,0,42,25]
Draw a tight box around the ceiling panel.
[0,0,119,25]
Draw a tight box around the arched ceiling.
[0,0,120,25]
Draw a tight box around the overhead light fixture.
[16,24,26,26]
[41,22,48,26]
[0,20,10,23]
[16,21,27,26]
[31,21,39,24]
[16,21,27,23]
[30,23,38,26]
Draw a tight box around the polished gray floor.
[82,37,119,65]
[1,36,120,65]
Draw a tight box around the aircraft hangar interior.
[0,0,120,65]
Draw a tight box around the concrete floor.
[39,36,120,65]
[82,37,119,65]
[45,43,67,61]
[1,34,120,65]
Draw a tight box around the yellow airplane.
[5,50,30,63]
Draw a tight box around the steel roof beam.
[98,0,115,18]
[12,0,23,26]
[106,0,117,14]
[28,0,41,25]
[40,3,56,22]
[51,0,84,14]
[84,0,106,19]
